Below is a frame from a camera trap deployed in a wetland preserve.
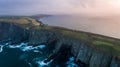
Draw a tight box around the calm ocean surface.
[40,15,120,39]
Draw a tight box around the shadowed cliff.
[0,16,119,67]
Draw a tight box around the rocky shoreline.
[0,17,119,67]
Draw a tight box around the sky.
[0,0,120,16]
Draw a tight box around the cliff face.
[0,22,28,44]
[0,20,120,67]
[28,29,120,67]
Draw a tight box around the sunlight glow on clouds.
[0,0,120,16]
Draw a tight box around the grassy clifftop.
[0,16,41,29]
[34,24,120,57]
[0,16,120,57]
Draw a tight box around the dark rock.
[0,22,28,44]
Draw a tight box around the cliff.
[0,17,119,67]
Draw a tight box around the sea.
[40,15,120,39]
[0,42,83,67]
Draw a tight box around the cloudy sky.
[0,0,120,16]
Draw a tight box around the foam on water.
[0,42,81,67]
[35,45,46,49]
[36,59,53,67]
[0,43,10,53]
[8,42,46,52]
[0,45,4,52]
[8,43,28,48]
[34,57,79,67]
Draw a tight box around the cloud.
[0,0,120,15]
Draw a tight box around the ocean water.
[40,15,120,39]
[0,42,83,67]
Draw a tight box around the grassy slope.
[0,16,40,28]
[0,16,120,57]
[36,25,120,57]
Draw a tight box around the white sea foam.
[36,59,53,67]
[0,45,4,52]
[8,42,46,52]
[8,42,28,48]
[0,42,11,53]
[21,45,33,51]
[34,45,46,49]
